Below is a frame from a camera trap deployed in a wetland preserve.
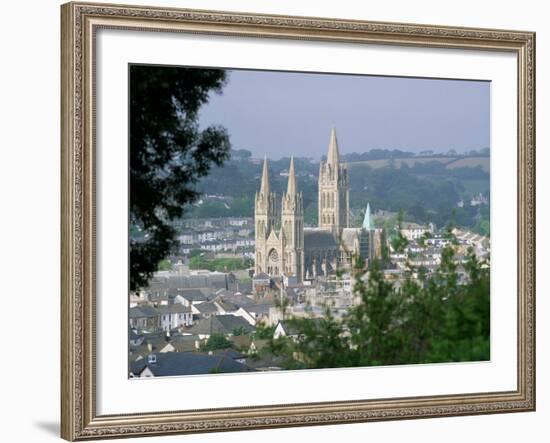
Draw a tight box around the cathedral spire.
[260,155,270,195]
[286,156,297,196]
[362,202,374,230]
[327,127,340,166]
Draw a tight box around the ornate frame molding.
[61,2,535,440]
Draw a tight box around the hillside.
[181,150,490,235]
[348,156,489,173]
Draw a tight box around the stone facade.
[254,129,382,283]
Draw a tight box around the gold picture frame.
[61,1,536,440]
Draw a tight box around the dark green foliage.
[156,259,172,271]
[201,333,233,351]
[391,210,409,253]
[130,65,231,290]
[188,249,204,258]
[275,311,354,370]
[267,240,490,369]
[184,152,489,234]
[253,324,276,340]
[232,326,249,336]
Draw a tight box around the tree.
[130,65,231,290]
[232,326,249,336]
[265,236,490,369]
[201,333,233,351]
[391,210,409,253]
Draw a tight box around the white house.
[157,304,193,331]
[400,222,434,241]
[178,233,195,244]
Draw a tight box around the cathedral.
[254,128,383,283]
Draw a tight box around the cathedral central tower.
[318,128,349,237]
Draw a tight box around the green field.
[188,256,253,272]
[445,157,490,172]
[348,156,489,173]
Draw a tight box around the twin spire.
[259,155,298,197]
[260,156,270,196]
[261,128,340,196]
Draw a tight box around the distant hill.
[348,156,490,173]
[181,151,490,235]
[445,157,490,172]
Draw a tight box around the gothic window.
[268,249,278,263]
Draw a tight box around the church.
[254,128,384,283]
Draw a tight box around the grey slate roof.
[172,288,207,302]
[129,305,159,319]
[193,302,218,314]
[221,293,256,308]
[244,303,271,316]
[304,229,338,250]
[216,300,239,313]
[156,304,192,315]
[148,273,228,292]
[130,351,255,377]
[188,315,255,335]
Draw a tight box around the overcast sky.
[198,69,490,159]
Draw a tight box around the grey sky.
[198,69,490,159]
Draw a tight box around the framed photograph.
[61,1,536,440]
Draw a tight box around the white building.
[157,304,193,331]
[400,222,434,241]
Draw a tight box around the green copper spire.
[362,203,374,230]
